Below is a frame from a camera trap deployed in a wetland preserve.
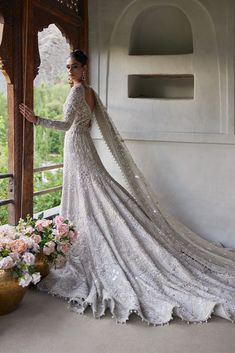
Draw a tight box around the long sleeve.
[35,85,82,131]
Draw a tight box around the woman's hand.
[19,103,38,124]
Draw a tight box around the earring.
[68,76,73,86]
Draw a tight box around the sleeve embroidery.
[36,85,82,131]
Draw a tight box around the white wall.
[88,0,235,246]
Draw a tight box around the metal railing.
[33,163,63,198]
[33,163,63,173]
[0,173,13,180]
[0,164,63,212]
[0,173,14,206]
[33,163,63,219]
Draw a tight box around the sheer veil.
[93,91,235,273]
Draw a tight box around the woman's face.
[66,57,85,84]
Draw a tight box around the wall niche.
[129,6,193,55]
[107,0,221,134]
[128,75,194,99]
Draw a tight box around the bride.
[19,49,235,326]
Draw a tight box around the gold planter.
[0,270,27,315]
[34,252,50,279]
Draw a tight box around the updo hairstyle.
[69,49,88,66]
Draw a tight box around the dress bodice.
[36,84,94,132]
[63,85,93,131]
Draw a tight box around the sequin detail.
[37,85,235,325]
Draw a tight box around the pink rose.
[57,223,69,236]
[10,239,28,254]
[54,215,65,225]
[57,242,71,254]
[69,230,79,243]
[35,219,52,232]
[35,220,44,232]
[52,229,61,241]
[31,234,41,244]
[19,235,34,248]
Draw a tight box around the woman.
[19,49,235,326]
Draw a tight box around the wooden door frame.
[0,0,88,224]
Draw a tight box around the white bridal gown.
[37,84,235,325]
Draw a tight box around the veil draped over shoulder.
[93,91,235,273]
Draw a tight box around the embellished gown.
[37,84,235,325]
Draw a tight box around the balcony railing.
[0,173,14,180]
[33,163,63,218]
[0,164,63,219]
[33,163,63,197]
[0,173,14,207]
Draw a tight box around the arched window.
[129,6,193,55]
[33,24,70,216]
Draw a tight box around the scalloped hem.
[37,287,235,327]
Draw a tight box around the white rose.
[0,225,15,239]
[32,243,40,253]
[19,273,32,287]
[32,272,41,284]
[1,236,12,246]
[0,256,14,269]
[9,252,20,262]
[22,252,35,265]
[25,226,34,234]
[42,220,52,228]
[43,241,55,256]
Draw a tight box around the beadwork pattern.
[37,84,235,325]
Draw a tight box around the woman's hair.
[69,49,88,66]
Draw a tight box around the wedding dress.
[37,84,235,325]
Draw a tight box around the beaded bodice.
[37,84,93,132]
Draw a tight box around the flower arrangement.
[0,225,41,287]
[17,215,79,269]
[0,215,78,288]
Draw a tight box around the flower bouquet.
[17,215,79,277]
[0,224,41,287]
[0,224,41,315]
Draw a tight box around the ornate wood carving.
[54,0,79,15]
[32,0,85,80]
[0,1,13,83]
[0,0,88,223]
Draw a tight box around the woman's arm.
[35,102,77,131]
[19,86,81,131]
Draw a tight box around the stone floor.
[1,288,235,353]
